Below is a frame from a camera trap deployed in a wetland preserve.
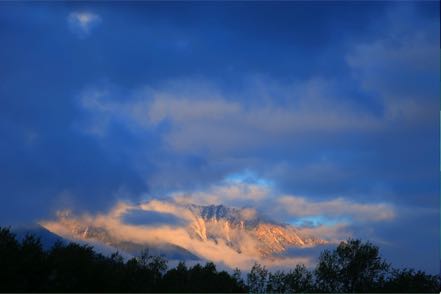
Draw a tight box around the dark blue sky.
[0,2,439,272]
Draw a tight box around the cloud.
[39,176,396,270]
[67,11,102,38]
[73,5,438,163]
[122,209,186,227]
[73,14,438,196]
[41,199,314,270]
[167,177,395,225]
[275,196,395,222]
[143,78,385,154]
[77,77,383,155]
[0,2,436,273]
[346,6,439,124]
[73,67,436,209]
[171,181,270,207]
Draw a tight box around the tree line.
[0,227,438,293]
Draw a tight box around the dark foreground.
[0,227,438,293]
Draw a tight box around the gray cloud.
[122,209,186,227]
[275,196,395,222]
[346,6,439,124]
[77,77,383,156]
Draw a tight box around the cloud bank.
[41,177,395,270]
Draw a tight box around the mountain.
[10,224,136,259]
[12,224,68,249]
[187,204,326,256]
[46,215,200,260]
[41,202,327,263]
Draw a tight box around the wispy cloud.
[346,6,439,124]
[77,77,383,154]
[171,181,270,207]
[275,196,395,222]
[168,178,395,224]
[71,5,439,209]
[67,11,102,38]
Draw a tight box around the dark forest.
[0,227,438,293]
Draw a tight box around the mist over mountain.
[40,201,328,269]
[186,204,326,256]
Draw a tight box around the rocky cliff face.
[186,204,326,256]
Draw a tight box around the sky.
[0,2,439,273]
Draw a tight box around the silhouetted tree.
[233,267,247,291]
[47,242,103,292]
[247,262,268,293]
[284,264,314,293]
[161,261,190,292]
[18,234,47,292]
[264,264,314,293]
[0,227,438,293]
[0,227,21,292]
[266,270,288,293]
[380,268,440,293]
[135,249,168,291]
[315,239,390,292]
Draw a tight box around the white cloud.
[68,11,102,38]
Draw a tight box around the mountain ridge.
[185,203,326,256]
[40,201,327,263]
